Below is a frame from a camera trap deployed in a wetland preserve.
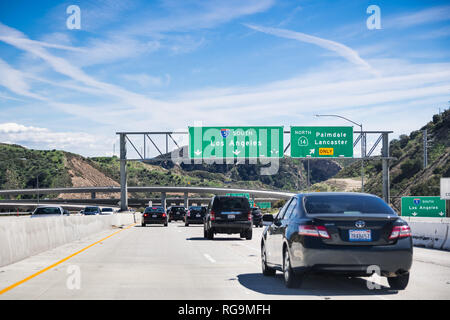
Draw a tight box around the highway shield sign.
[189,126,283,159]
[401,196,446,217]
[290,126,353,158]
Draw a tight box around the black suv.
[185,206,206,226]
[168,206,186,222]
[252,207,263,227]
[204,196,252,240]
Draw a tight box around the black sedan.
[185,206,206,226]
[261,193,413,289]
[142,206,168,227]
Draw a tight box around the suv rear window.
[304,195,395,215]
[84,207,100,213]
[212,197,250,211]
[145,207,164,213]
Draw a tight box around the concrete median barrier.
[0,213,135,267]
[403,217,450,250]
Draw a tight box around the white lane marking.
[203,254,216,263]
[238,242,259,252]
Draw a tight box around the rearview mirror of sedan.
[262,214,274,226]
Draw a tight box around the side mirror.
[262,214,274,226]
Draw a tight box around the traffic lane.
[0,222,449,299]
[0,222,267,299]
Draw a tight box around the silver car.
[31,206,70,217]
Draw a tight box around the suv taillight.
[210,210,215,221]
[299,225,330,239]
[248,211,252,221]
[162,213,166,218]
[389,225,411,240]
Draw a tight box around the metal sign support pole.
[381,132,390,204]
[120,133,128,212]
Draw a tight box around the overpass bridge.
[0,186,294,211]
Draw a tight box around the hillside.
[0,142,345,199]
[336,109,450,208]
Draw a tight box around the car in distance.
[204,196,252,240]
[142,206,168,227]
[83,206,102,215]
[185,206,206,226]
[251,207,263,227]
[261,193,413,290]
[31,206,70,217]
[168,206,186,222]
[100,207,114,215]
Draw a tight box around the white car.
[100,207,114,215]
[31,206,70,217]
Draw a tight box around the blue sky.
[0,0,449,157]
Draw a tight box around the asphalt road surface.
[0,220,449,300]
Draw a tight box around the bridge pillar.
[91,192,96,199]
[161,192,166,211]
[119,133,128,212]
[184,192,188,208]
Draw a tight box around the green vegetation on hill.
[0,143,72,198]
[336,109,450,198]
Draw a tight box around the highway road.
[0,220,449,300]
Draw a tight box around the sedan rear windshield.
[189,206,206,212]
[304,195,395,215]
[102,208,113,212]
[145,207,164,213]
[213,197,250,211]
[84,207,100,213]
[33,207,61,215]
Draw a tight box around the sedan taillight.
[389,225,411,240]
[210,210,215,221]
[299,225,330,239]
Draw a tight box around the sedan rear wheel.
[387,273,409,290]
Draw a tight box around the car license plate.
[196,214,200,217]
[152,214,157,218]
[349,229,371,241]
[228,215,235,219]
[176,213,179,215]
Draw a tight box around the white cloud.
[245,24,380,77]
[0,58,45,100]
[122,73,170,88]
[0,122,114,155]
[385,5,450,29]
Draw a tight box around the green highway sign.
[290,126,353,158]
[226,193,250,198]
[401,196,447,217]
[256,202,272,209]
[189,126,283,159]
